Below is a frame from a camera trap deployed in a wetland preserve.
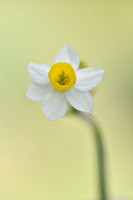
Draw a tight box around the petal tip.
[28,62,34,68]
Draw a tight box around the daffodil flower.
[26,44,104,120]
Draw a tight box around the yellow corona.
[48,62,77,90]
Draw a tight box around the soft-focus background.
[0,1,133,200]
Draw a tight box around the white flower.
[26,44,104,120]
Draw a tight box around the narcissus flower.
[26,44,104,120]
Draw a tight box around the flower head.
[25,44,104,120]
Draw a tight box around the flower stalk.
[76,111,107,200]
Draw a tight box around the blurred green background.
[0,0,133,200]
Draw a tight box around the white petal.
[55,44,80,70]
[25,82,52,102]
[28,62,50,85]
[42,89,67,120]
[65,87,93,114]
[75,67,105,91]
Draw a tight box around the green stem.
[92,120,107,200]
[76,111,107,200]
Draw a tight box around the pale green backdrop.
[0,1,133,200]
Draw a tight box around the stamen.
[62,70,66,77]
[63,79,68,85]
[56,77,60,82]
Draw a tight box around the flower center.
[48,62,77,90]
